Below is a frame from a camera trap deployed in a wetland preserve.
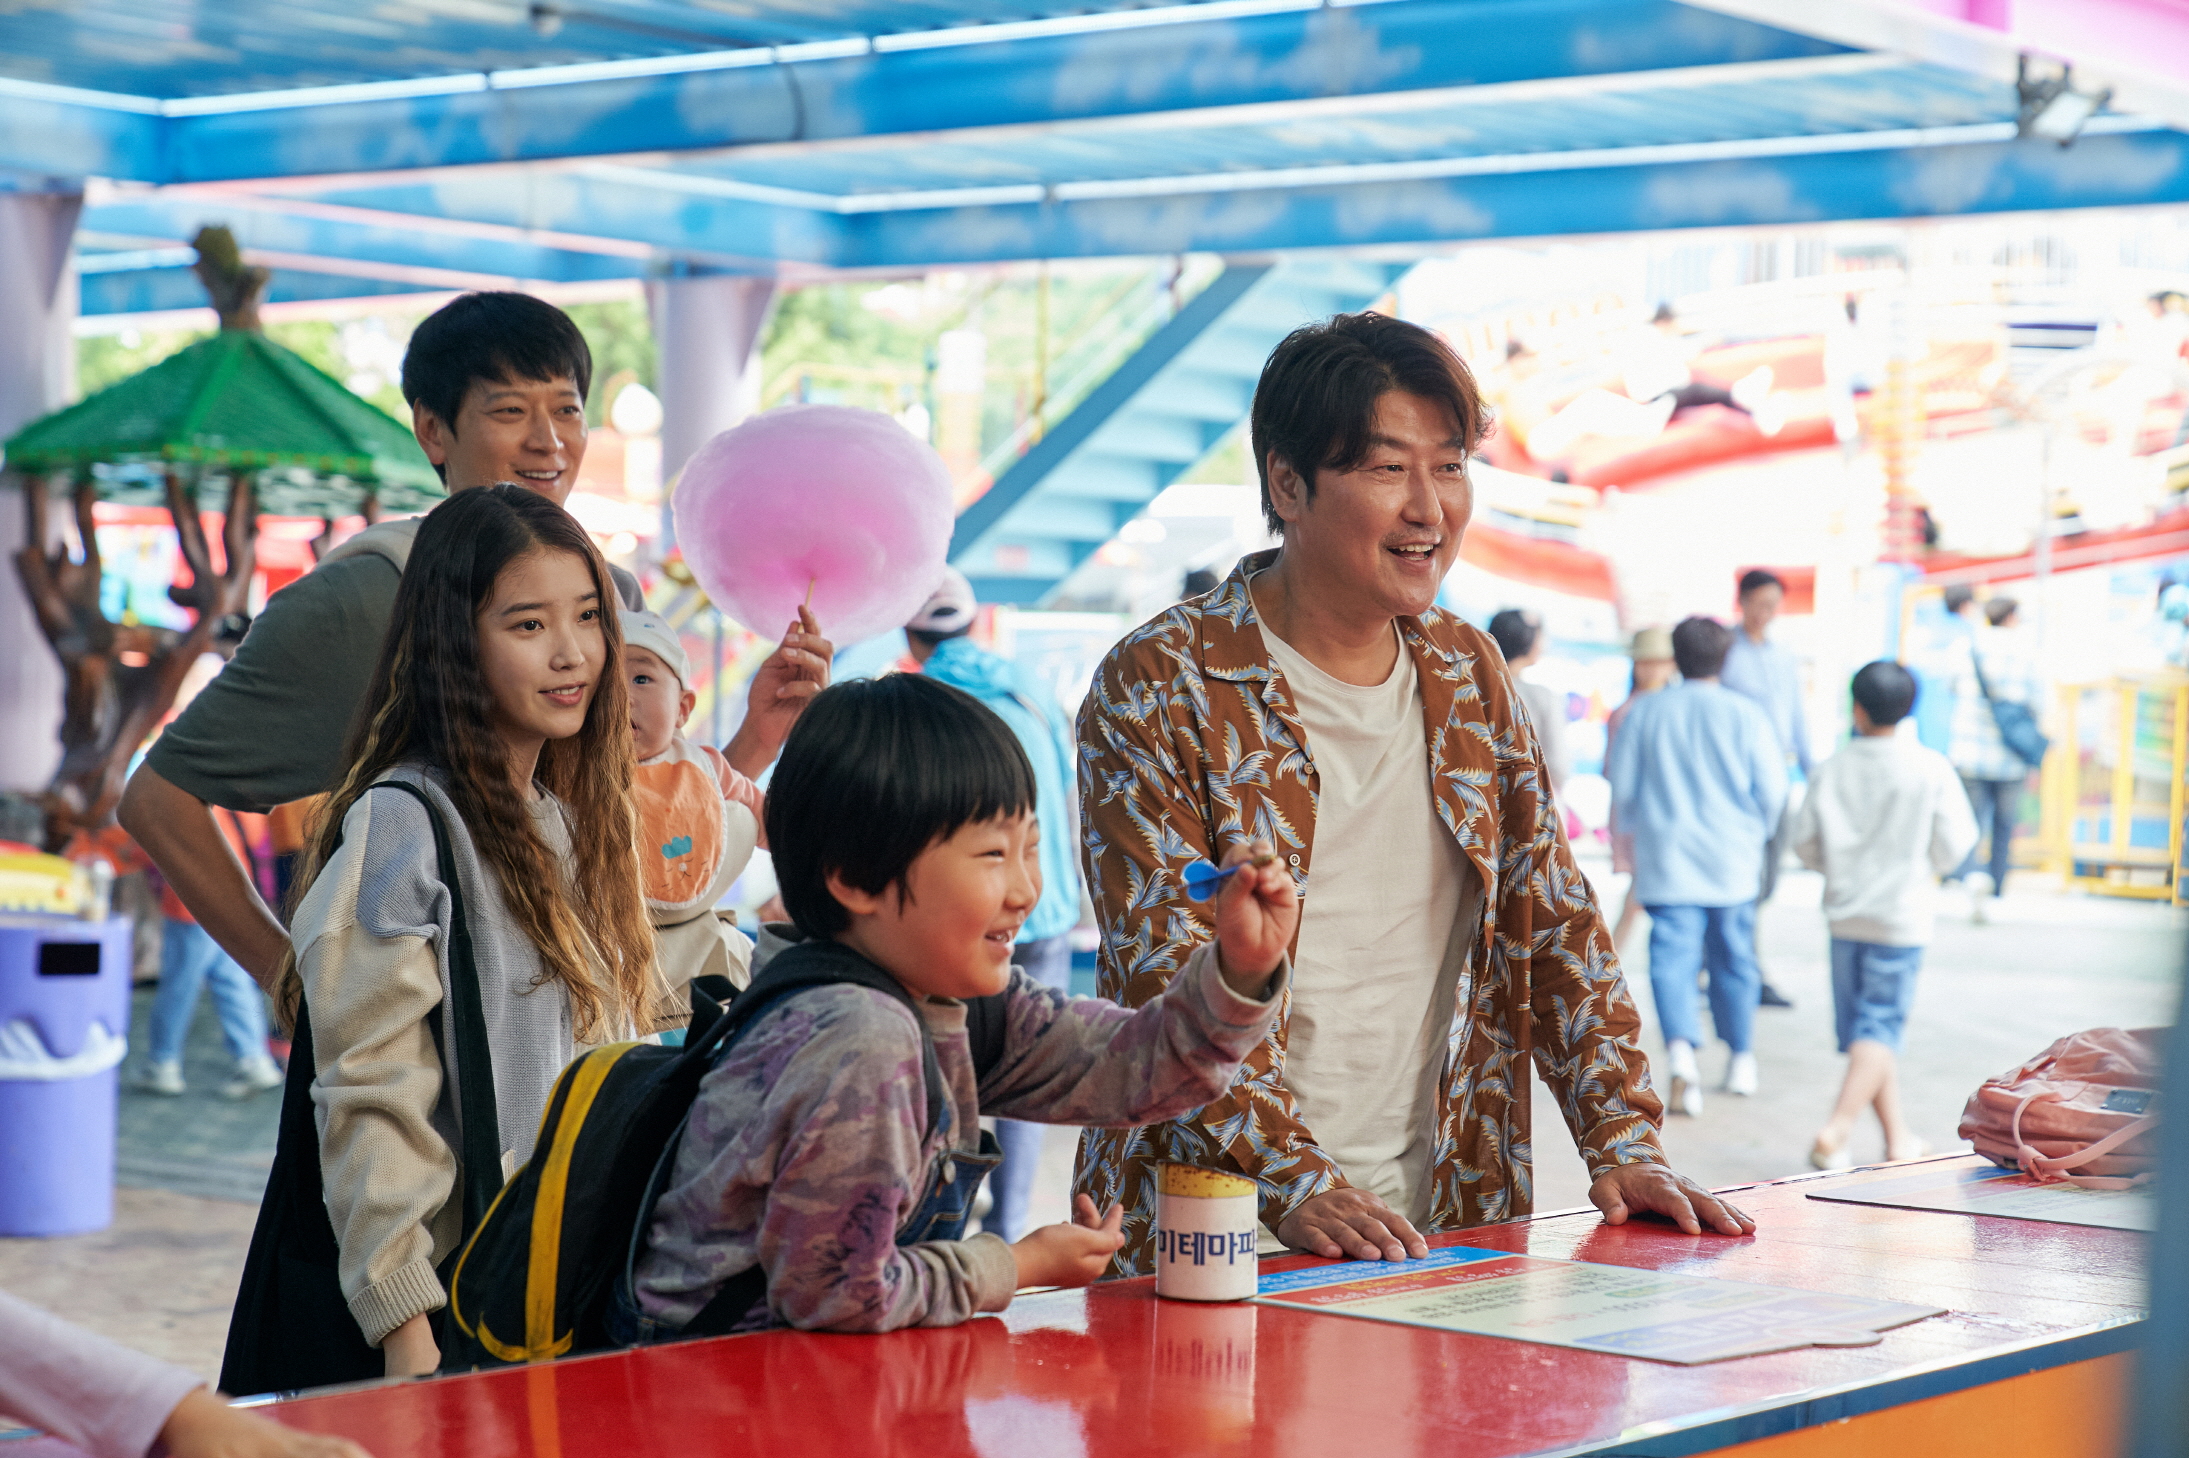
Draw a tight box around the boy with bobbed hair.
[627,673,1297,1337]
[1793,661,1977,1169]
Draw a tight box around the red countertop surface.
[259,1158,2145,1458]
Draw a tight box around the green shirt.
[148,547,642,814]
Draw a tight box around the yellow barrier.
[2049,674,2189,900]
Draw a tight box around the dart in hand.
[1183,850,1279,903]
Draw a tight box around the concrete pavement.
[1531,861,2183,1212]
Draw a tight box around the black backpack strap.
[370,779,504,1236]
[965,990,1010,1083]
[681,1263,769,1338]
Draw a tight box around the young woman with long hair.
[228,484,659,1389]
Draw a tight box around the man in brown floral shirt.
[1073,312,1753,1274]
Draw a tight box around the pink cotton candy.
[673,404,957,644]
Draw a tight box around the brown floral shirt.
[1072,551,1665,1275]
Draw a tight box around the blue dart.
[1182,859,1236,902]
[1183,854,1277,902]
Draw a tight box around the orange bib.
[632,739,759,921]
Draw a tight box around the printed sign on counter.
[1255,1246,1942,1365]
[1806,1157,2157,1232]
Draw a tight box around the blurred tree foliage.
[564,299,657,424]
[77,326,210,398]
[75,319,414,420]
[760,285,932,405]
[69,261,1199,462]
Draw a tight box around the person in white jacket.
[1792,661,1978,1170]
[0,1289,368,1458]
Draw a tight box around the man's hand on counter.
[1277,1187,1432,1262]
[1590,1166,1755,1237]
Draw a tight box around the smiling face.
[1269,389,1472,624]
[626,644,695,761]
[416,373,589,504]
[828,811,1042,1001]
[475,547,605,785]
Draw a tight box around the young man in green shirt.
[121,292,827,987]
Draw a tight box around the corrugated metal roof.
[0,0,1225,98]
[6,0,2179,301]
[666,58,2014,201]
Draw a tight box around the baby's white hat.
[619,609,690,686]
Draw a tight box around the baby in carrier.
[620,610,767,992]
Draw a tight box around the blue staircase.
[950,258,1408,605]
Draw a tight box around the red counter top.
[258,1157,2144,1457]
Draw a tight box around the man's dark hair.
[1671,616,1732,680]
[1487,608,1539,664]
[1737,568,1784,599]
[1943,584,1976,615]
[765,674,1037,939]
[400,292,593,479]
[1248,312,1487,535]
[1851,660,1918,726]
[1984,596,2019,628]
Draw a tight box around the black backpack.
[441,937,1009,1369]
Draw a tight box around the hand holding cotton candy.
[673,404,957,644]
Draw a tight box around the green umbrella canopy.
[3,329,444,516]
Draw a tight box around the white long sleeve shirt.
[1792,734,1980,947]
[0,1290,201,1458]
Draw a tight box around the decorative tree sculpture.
[190,224,272,333]
[3,225,440,850]
[13,470,257,849]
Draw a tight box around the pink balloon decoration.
[673,404,957,645]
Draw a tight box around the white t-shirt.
[1258,614,1480,1235]
[1791,734,1979,947]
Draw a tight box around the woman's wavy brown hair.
[276,484,659,1041]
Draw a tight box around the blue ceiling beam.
[221,125,2189,278]
[0,86,161,180]
[274,172,827,270]
[837,126,2189,268]
[80,265,442,316]
[80,196,649,286]
[0,0,1845,184]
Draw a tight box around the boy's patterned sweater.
[635,937,1285,1332]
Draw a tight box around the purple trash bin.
[0,914,135,1237]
